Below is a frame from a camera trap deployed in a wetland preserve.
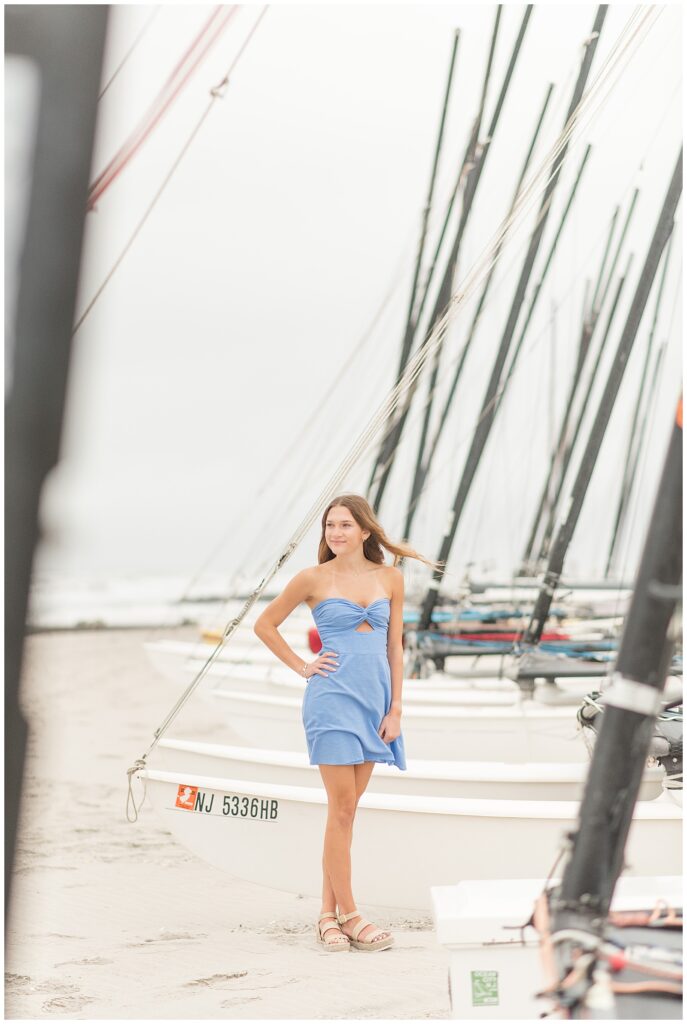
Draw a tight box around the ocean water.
[26,572,288,631]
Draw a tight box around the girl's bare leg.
[320,761,374,909]
[319,761,390,943]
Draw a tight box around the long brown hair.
[317,493,445,573]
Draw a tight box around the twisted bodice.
[311,597,390,653]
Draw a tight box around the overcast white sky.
[33,1,683,589]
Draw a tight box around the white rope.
[126,758,148,823]
[662,772,683,791]
[129,5,662,771]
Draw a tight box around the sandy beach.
[6,627,450,1019]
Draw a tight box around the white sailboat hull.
[144,639,519,688]
[207,688,589,762]
[151,738,665,801]
[144,641,604,708]
[137,768,681,911]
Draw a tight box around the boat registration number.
[175,784,278,820]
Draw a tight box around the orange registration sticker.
[677,396,683,430]
[175,784,198,810]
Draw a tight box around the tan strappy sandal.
[337,909,394,951]
[316,911,351,952]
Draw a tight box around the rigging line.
[98,7,161,102]
[436,7,655,364]
[211,197,443,597]
[73,6,268,337]
[419,5,635,307]
[384,249,654,552]
[389,6,659,453]
[370,11,668,502]
[177,245,412,603]
[88,6,237,210]
[198,326,404,621]
[375,207,629,500]
[195,224,421,586]
[132,5,661,757]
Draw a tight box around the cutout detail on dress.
[354,620,374,633]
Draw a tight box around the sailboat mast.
[418,7,607,631]
[366,30,461,494]
[535,191,641,565]
[369,6,528,511]
[605,235,674,575]
[397,31,460,383]
[605,341,667,581]
[403,83,555,542]
[521,147,682,647]
[407,7,503,357]
[495,142,593,414]
[551,396,681,941]
[520,207,620,572]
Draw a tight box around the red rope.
[87,5,236,210]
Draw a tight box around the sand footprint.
[5,974,32,989]
[41,994,96,1014]
[220,995,262,1008]
[54,957,113,967]
[184,971,248,988]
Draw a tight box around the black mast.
[418,7,607,631]
[534,190,640,566]
[366,30,463,494]
[395,32,460,385]
[403,7,503,362]
[521,147,682,647]
[519,206,620,572]
[495,143,592,414]
[402,84,555,542]
[369,6,529,510]
[605,234,674,575]
[549,394,682,961]
[606,341,667,578]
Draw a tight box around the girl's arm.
[253,568,338,678]
[379,567,404,740]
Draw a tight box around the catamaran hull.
[145,642,613,710]
[209,689,589,762]
[138,769,681,911]
[150,739,664,801]
[144,640,520,689]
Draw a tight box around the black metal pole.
[418,6,607,631]
[521,147,682,647]
[5,4,108,924]
[550,395,682,941]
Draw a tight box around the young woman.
[253,493,441,953]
